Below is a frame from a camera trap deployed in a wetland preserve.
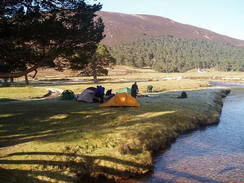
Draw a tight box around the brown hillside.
[97,11,244,47]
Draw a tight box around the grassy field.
[0,66,234,182]
[0,87,47,101]
[0,75,229,183]
[6,66,244,85]
[0,76,210,101]
[0,66,242,101]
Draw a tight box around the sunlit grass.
[0,87,47,100]
[0,86,228,182]
[0,66,231,182]
[25,66,244,83]
[52,79,209,95]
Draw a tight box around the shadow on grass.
[0,87,221,149]
[0,156,223,183]
[0,98,20,103]
[0,97,187,148]
[0,99,192,182]
[0,101,99,148]
[0,88,227,182]
[2,152,151,170]
[0,87,225,149]
[0,168,51,183]
[0,151,153,183]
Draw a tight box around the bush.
[61,90,75,100]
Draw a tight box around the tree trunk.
[25,74,29,85]
[92,61,98,83]
[10,77,14,84]
[93,73,98,83]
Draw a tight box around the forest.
[109,35,244,72]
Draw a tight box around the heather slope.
[97,11,244,47]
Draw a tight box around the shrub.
[61,90,75,100]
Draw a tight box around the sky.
[93,0,244,40]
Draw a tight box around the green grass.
[52,79,209,94]
[0,87,47,100]
[0,87,228,183]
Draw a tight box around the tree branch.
[32,69,38,78]
[0,65,40,79]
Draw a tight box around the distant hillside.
[109,35,244,72]
[97,11,244,47]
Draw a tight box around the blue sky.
[93,0,244,40]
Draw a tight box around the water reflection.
[140,87,244,183]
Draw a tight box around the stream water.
[139,83,244,183]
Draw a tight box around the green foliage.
[81,44,116,82]
[0,0,104,78]
[61,90,75,100]
[110,35,244,72]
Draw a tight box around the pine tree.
[81,44,115,83]
[0,0,104,83]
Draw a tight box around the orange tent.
[100,92,140,107]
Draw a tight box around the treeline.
[109,35,244,72]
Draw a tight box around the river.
[139,83,244,183]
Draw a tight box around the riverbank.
[139,87,244,183]
[0,87,230,183]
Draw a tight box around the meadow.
[0,67,233,182]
